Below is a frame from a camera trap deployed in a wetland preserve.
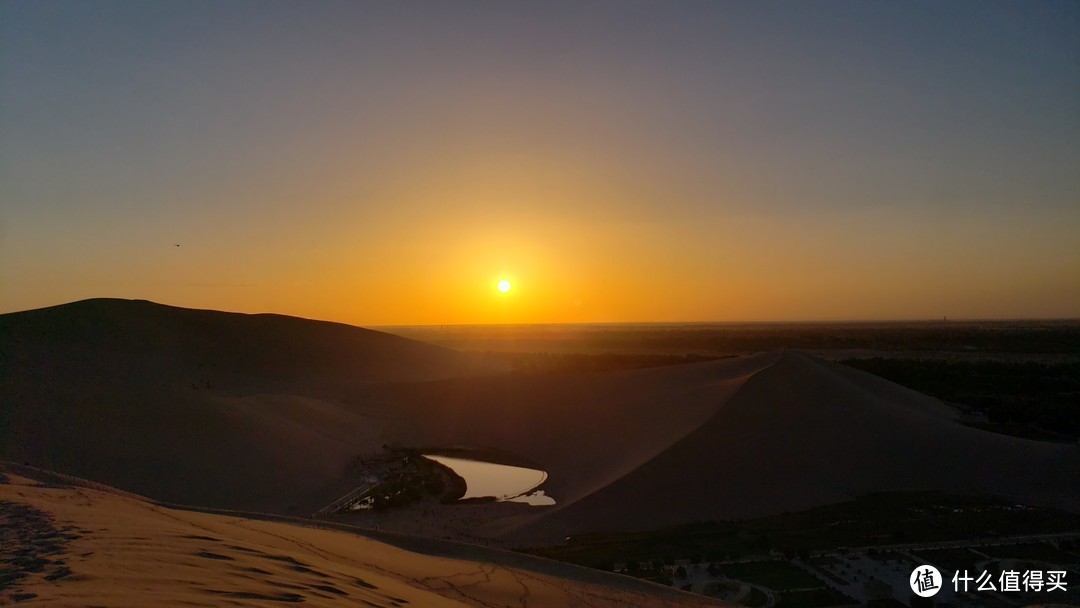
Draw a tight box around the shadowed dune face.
[376,352,779,506]
[0,299,495,512]
[0,472,723,607]
[1,298,492,394]
[511,351,1080,541]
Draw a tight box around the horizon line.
[373,317,1080,329]
[4,298,1078,328]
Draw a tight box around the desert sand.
[508,350,1080,540]
[3,299,1078,548]
[1,299,496,514]
[0,469,722,607]
[0,299,775,517]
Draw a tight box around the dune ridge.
[380,352,781,508]
[510,350,1080,540]
[1,299,493,513]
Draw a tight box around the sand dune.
[3,300,1077,548]
[0,299,776,516]
[512,351,1080,540]
[1,299,493,513]
[377,352,779,506]
[2,298,489,393]
[0,468,721,607]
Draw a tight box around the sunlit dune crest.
[0,469,720,607]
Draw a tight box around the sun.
[497,279,512,293]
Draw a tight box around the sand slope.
[1,298,488,393]
[514,351,1080,539]
[377,352,779,506]
[0,469,722,607]
[0,299,493,513]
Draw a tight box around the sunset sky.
[2,1,1078,325]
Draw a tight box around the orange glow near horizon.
[2,4,1078,326]
[4,198,1079,326]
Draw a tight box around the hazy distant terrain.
[384,320,1080,357]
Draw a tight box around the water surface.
[423,454,555,506]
